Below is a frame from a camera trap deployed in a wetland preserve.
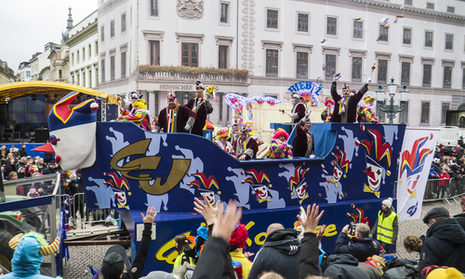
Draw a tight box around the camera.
[349,222,357,235]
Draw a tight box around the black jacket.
[334,232,380,262]
[323,254,371,279]
[192,236,236,279]
[299,232,322,279]
[249,229,301,279]
[419,218,465,273]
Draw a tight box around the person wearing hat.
[155,91,196,133]
[214,128,233,155]
[119,99,152,131]
[321,98,335,122]
[329,76,369,123]
[267,129,293,159]
[369,198,398,253]
[186,80,214,136]
[280,93,306,124]
[292,117,314,157]
[232,127,258,160]
[419,206,465,273]
[96,207,156,279]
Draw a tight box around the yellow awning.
[0,81,118,105]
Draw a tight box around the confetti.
[355,17,362,21]
[349,53,353,58]
[320,38,326,44]
[376,35,382,41]
[334,73,342,80]
[371,63,376,72]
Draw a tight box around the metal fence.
[424,177,465,201]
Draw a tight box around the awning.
[0,81,118,105]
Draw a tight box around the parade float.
[31,87,438,274]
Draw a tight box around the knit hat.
[139,271,179,279]
[195,80,205,90]
[382,197,393,208]
[167,90,177,101]
[425,267,464,279]
[423,207,450,224]
[229,224,248,249]
[101,245,128,279]
[272,128,289,140]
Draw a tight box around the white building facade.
[97,0,465,127]
[67,10,99,89]
[18,62,31,81]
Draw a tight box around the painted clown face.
[296,183,308,200]
[114,191,127,208]
[200,191,216,205]
[364,162,383,192]
[404,174,420,197]
[253,185,269,202]
[332,166,343,182]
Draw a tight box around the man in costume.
[292,117,314,157]
[118,99,152,131]
[155,91,196,133]
[214,128,233,155]
[233,127,258,160]
[330,79,369,123]
[281,93,306,123]
[186,80,213,136]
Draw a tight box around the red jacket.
[438,173,450,187]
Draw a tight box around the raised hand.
[193,197,218,225]
[297,203,324,234]
[212,200,242,242]
[141,207,157,224]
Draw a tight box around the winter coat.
[192,236,236,279]
[334,232,380,262]
[329,82,368,123]
[438,173,450,187]
[419,218,465,273]
[323,254,370,279]
[249,229,301,279]
[299,232,322,279]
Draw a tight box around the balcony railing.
[138,65,249,83]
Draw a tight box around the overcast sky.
[0,0,97,72]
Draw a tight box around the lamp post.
[376,78,408,124]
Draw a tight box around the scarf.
[167,105,179,133]
[338,97,349,115]
[193,97,205,113]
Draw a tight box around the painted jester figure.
[186,80,213,136]
[155,91,196,133]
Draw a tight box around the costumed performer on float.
[233,127,258,160]
[357,96,378,123]
[118,99,152,131]
[330,74,369,123]
[292,117,314,157]
[186,80,214,136]
[155,91,196,133]
[118,91,142,115]
[266,128,294,159]
[280,93,306,123]
[214,128,233,155]
[321,98,335,122]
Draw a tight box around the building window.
[377,59,387,84]
[425,31,433,47]
[404,0,412,5]
[351,56,362,82]
[218,45,228,69]
[101,58,105,82]
[403,28,411,45]
[326,17,337,36]
[463,68,465,89]
[297,13,308,32]
[376,100,386,123]
[110,20,115,38]
[445,34,454,50]
[296,52,308,79]
[401,62,410,85]
[421,102,430,124]
[149,40,160,65]
[88,68,92,87]
[95,41,98,55]
[121,51,126,78]
[353,20,363,39]
[121,13,126,32]
[267,9,278,29]
[265,49,278,77]
[151,0,158,16]
[88,45,91,57]
[82,47,85,60]
[447,6,455,13]
[82,71,86,87]
[426,3,434,9]
[443,65,452,88]
[378,24,388,42]
[181,43,199,67]
[58,69,62,80]
[423,64,432,87]
[71,53,74,65]
[220,3,228,23]
[77,50,80,63]
[26,71,30,78]
[325,54,336,80]
[441,103,450,124]
[101,26,104,42]
[110,54,115,81]
[399,101,408,124]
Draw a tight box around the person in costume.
[186,80,214,136]
[155,91,196,133]
[292,117,314,157]
[233,127,258,160]
[118,99,152,131]
[229,122,240,144]
[280,93,306,123]
[357,96,378,123]
[214,128,233,155]
[330,79,369,123]
[267,129,293,159]
[321,98,334,122]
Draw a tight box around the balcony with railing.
[138,65,249,83]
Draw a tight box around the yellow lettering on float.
[245,221,255,246]
[254,232,267,246]
[323,224,337,237]
[155,231,192,264]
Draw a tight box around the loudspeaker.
[34,128,49,143]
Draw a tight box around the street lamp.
[377,78,408,124]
